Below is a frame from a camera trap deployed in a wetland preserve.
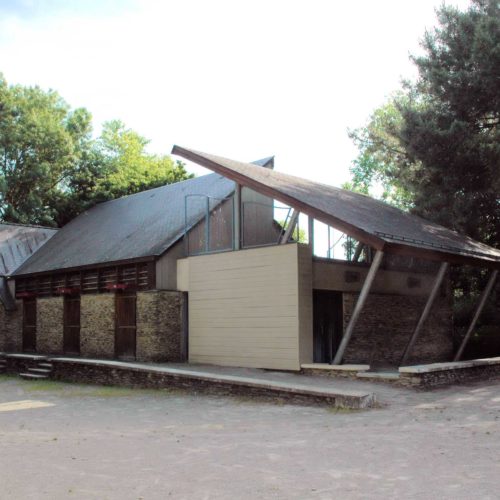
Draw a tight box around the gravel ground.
[0,375,499,500]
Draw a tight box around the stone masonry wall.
[136,290,184,362]
[0,300,23,352]
[343,292,453,367]
[36,296,64,354]
[80,293,115,359]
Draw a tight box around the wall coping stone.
[301,363,370,372]
[3,353,49,361]
[357,372,400,380]
[399,357,500,374]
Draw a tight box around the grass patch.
[0,374,16,382]
[22,380,71,392]
[20,379,180,398]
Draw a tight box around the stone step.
[19,373,49,380]
[37,363,53,369]
[28,368,52,375]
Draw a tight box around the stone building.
[3,148,500,369]
[0,223,57,353]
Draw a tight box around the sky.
[0,0,471,255]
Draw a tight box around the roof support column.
[332,250,384,365]
[280,209,299,244]
[205,196,210,253]
[233,184,241,250]
[454,269,498,361]
[400,262,448,366]
[308,216,314,254]
[352,242,365,262]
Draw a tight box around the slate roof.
[172,146,500,268]
[0,223,57,276]
[13,174,236,276]
[0,223,57,309]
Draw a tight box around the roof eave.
[11,254,157,279]
[385,242,500,270]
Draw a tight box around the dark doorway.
[313,290,343,363]
[63,295,81,355]
[115,292,136,360]
[22,298,37,353]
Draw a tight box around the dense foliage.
[348,0,499,266]
[0,75,192,227]
[347,0,500,353]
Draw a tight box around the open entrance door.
[22,298,37,353]
[313,290,343,363]
[115,291,136,360]
[63,295,80,355]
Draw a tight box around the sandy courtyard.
[0,375,499,499]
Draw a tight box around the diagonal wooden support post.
[280,209,299,244]
[332,250,384,365]
[400,262,448,366]
[454,269,498,361]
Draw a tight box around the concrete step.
[28,368,52,375]
[19,373,49,380]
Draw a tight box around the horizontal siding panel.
[190,287,297,304]
[189,304,297,317]
[189,277,297,293]
[189,328,298,338]
[189,268,296,284]
[189,317,298,328]
[189,346,298,357]
[189,355,299,371]
[187,246,296,268]
[190,337,299,348]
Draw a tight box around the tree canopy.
[348,0,499,251]
[0,75,192,227]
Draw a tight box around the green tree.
[96,120,191,199]
[54,121,192,225]
[345,98,415,210]
[0,74,92,225]
[0,75,193,227]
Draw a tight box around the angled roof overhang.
[172,146,500,269]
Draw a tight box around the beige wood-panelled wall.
[177,244,304,370]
